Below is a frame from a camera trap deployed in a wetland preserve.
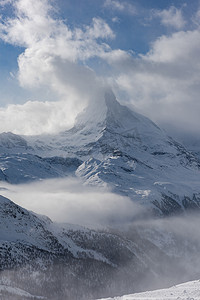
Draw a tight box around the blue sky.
[57,0,195,52]
[0,0,199,137]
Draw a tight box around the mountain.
[0,90,200,214]
[96,279,200,300]
[71,90,200,214]
[0,195,176,299]
[0,153,82,183]
[1,194,200,300]
[1,93,200,300]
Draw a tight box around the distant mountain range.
[96,279,200,300]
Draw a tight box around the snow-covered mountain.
[0,195,173,299]
[1,194,200,300]
[1,90,200,299]
[0,153,82,183]
[0,194,139,267]
[96,279,200,300]
[0,90,200,214]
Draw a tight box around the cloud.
[192,9,200,27]
[112,17,120,23]
[0,0,11,5]
[153,6,186,30]
[130,211,200,284]
[0,0,115,85]
[0,0,118,134]
[84,17,115,40]
[0,56,111,135]
[0,1,115,92]
[104,0,137,15]
[0,99,77,135]
[105,28,200,138]
[0,178,145,226]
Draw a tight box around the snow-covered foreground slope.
[97,279,200,300]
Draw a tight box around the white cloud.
[105,28,200,137]
[112,16,120,23]
[153,6,186,30]
[0,0,12,6]
[84,17,115,40]
[0,100,78,135]
[104,0,137,15]
[0,0,115,70]
[192,9,200,26]
[0,1,114,94]
[0,0,118,134]
[144,30,200,63]
[0,178,145,226]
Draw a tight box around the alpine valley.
[1,90,200,299]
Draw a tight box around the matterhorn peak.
[74,89,130,128]
[69,88,164,143]
[71,88,118,134]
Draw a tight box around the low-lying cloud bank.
[0,177,145,227]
